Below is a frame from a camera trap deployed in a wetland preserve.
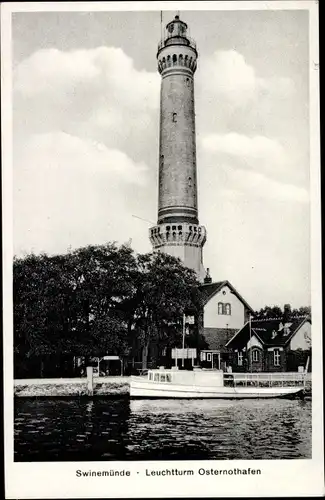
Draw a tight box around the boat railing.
[223,372,306,388]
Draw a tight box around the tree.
[254,304,311,320]
[253,305,283,319]
[291,305,311,317]
[63,243,137,357]
[14,252,75,376]
[13,243,204,375]
[13,243,138,375]
[130,252,202,369]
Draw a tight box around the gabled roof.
[226,316,311,348]
[199,280,254,312]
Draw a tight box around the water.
[14,397,311,461]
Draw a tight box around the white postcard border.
[2,1,323,498]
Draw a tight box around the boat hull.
[130,378,304,399]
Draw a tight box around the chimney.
[283,304,291,323]
[204,268,212,284]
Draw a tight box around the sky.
[12,7,311,309]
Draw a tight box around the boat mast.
[182,313,186,368]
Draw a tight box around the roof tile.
[227,316,310,348]
[203,327,239,352]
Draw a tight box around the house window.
[238,351,243,366]
[154,373,159,382]
[274,349,281,366]
[252,349,259,362]
[160,374,166,382]
[201,352,206,361]
[207,353,212,362]
[218,302,231,315]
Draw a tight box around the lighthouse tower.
[149,15,207,280]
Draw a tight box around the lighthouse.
[149,15,207,280]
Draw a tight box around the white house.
[198,276,254,370]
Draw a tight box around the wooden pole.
[249,313,252,373]
[304,355,310,389]
[86,366,94,396]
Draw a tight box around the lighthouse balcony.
[158,34,197,53]
[149,223,206,247]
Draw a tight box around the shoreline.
[14,376,131,397]
[14,374,312,398]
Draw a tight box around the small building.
[225,316,311,372]
[199,277,254,370]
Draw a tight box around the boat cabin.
[145,367,306,389]
[148,371,172,383]
[147,367,225,386]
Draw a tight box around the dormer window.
[283,323,292,336]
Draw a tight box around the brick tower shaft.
[150,15,206,280]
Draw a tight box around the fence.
[223,372,307,388]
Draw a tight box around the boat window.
[160,374,166,382]
[154,373,159,382]
[166,374,171,382]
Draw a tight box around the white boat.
[130,367,306,399]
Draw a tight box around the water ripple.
[14,398,311,461]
